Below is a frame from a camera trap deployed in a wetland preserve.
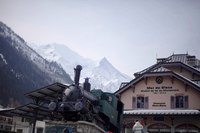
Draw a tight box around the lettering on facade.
[152,102,166,107]
[141,86,179,94]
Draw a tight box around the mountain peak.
[99,57,116,71]
[100,57,110,65]
[29,44,131,92]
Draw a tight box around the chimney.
[83,78,91,91]
[74,65,82,86]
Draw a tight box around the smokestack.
[74,65,82,86]
[83,78,91,91]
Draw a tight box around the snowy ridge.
[0,22,45,68]
[29,43,132,92]
[0,22,70,83]
[0,21,73,106]
[0,53,7,65]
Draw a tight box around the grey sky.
[0,0,200,77]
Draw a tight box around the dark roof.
[165,54,188,63]
[150,66,170,73]
[162,62,200,75]
[145,54,194,74]
[134,63,159,77]
[0,108,15,117]
[25,82,69,103]
[157,53,200,69]
[2,103,62,120]
[0,82,68,120]
[134,61,200,78]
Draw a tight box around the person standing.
[132,120,144,133]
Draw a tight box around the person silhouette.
[132,120,144,133]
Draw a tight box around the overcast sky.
[0,0,200,77]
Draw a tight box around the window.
[133,96,148,109]
[21,117,25,122]
[108,96,112,104]
[148,123,171,133]
[171,95,188,109]
[37,127,43,133]
[175,123,200,133]
[137,96,144,108]
[0,116,3,121]
[17,129,23,133]
[175,96,184,108]
[8,118,13,124]
[5,125,12,131]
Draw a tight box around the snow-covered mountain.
[29,43,131,92]
[0,22,72,84]
[0,21,72,106]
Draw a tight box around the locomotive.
[48,65,123,133]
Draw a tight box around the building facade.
[115,54,200,133]
[0,113,45,133]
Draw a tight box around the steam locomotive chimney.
[83,78,91,91]
[74,65,82,86]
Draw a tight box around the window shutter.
[144,97,149,109]
[132,97,135,109]
[171,96,175,109]
[184,96,188,109]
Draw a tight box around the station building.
[115,54,200,133]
